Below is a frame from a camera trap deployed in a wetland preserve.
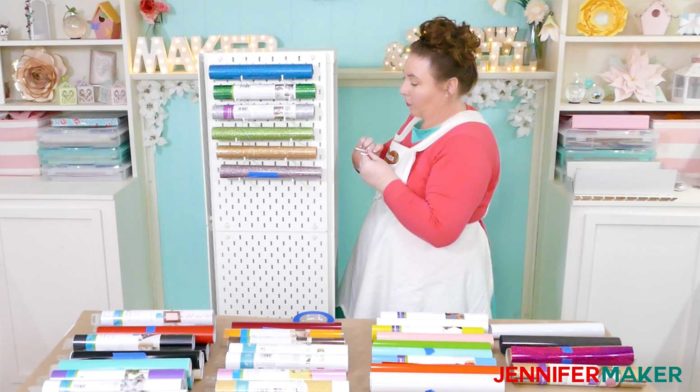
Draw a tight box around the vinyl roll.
[214,380,349,392]
[379,312,489,328]
[196,343,210,362]
[375,317,488,330]
[219,165,322,179]
[56,358,193,388]
[41,378,187,392]
[228,343,348,356]
[490,322,606,338]
[371,325,485,339]
[371,347,492,358]
[216,369,347,381]
[49,369,187,381]
[225,328,344,340]
[371,354,496,366]
[376,332,493,345]
[372,340,492,350]
[216,146,317,160]
[212,104,315,121]
[370,372,504,392]
[230,321,342,330]
[212,127,314,141]
[96,310,213,326]
[209,64,314,80]
[69,350,204,374]
[498,335,622,354]
[213,83,316,100]
[506,346,635,366]
[509,363,645,387]
[72,333,195,351]
[95,325,215,344]
[225,352,348,371]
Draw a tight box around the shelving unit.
[0,2,154,391]
[531,2,700,391]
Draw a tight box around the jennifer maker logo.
[494,365,683,386]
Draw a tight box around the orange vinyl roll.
[371,363,500,374]
[216,146,317,160]
[96,325,215,344]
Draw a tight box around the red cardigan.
[379,112,500,248]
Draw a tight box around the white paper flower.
[539,14,559,41]
[489,0,508,15]
[525,0,550,24]
[678,13,700,36]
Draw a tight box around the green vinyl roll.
[213,85,233,100]
[212,127,314,141]
[372,340,492,350]
[295,84,316,99]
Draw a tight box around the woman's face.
[399,54,449,119]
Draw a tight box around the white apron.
[338,110,494,319]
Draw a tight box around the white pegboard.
[199,51,337,317]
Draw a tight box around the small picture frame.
[89,49,117,85]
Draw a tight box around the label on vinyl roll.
[73,334,195,351]
[234,84,294,100]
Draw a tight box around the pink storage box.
[652,116,700,185]
[562,114,651,130]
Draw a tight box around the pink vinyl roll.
[507,346,634,366]
[375,332,494,345]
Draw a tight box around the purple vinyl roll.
[220,165,322,179]
[49,368,186,380]
[507,346,634,366]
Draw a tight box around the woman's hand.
[352,137,383,172]
[358,150,399,192]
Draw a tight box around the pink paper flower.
[600,48,666,103]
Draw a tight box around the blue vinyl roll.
[56,358,192,387]
[209,64,313,80]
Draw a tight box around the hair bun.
[419,16,480,68]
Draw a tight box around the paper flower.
[539,14,559,41]
[577,0,628,36]
[12,48,67,102]
[678,13,700,36]
[524,0,550,24]
[139,0,170,24]
[600,48,666,103]
[489,0,508,15]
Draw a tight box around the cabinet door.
[0,208,111,385]
[563,209,700,391]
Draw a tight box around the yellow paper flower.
[577,0,628,36]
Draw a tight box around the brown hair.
[410,16,480,95]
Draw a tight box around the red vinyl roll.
[371,363,500,375]
[96,326,215,344]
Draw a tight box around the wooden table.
[19,311,655,391]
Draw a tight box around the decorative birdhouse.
[76,80,95,104]
[90,1,121,39]
[672,54,700,104]
[56,79,77,105]
[640,0,671,35]
[0,24,9,41]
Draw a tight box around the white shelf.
[0,100,127,111]
[130,72,198,80]
[338,68,555,87]
[0,39,124,47]
[0,176,133,200]
[564,35,700,44]
[559,101,699,112]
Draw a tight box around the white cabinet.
[534,188,700,391]
[0,178,153,389]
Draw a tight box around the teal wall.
[155,0,532,317]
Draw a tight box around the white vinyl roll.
[228,343,347,356]
[378,312,489,331]
[215,380,349,392]
[375,318,488,330]
[224,352,348,371]
[96,310,214,326]
[489,322,606,338]
[41,378,186,392]
[370,372,504,392]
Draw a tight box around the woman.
[338,16,500,318]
